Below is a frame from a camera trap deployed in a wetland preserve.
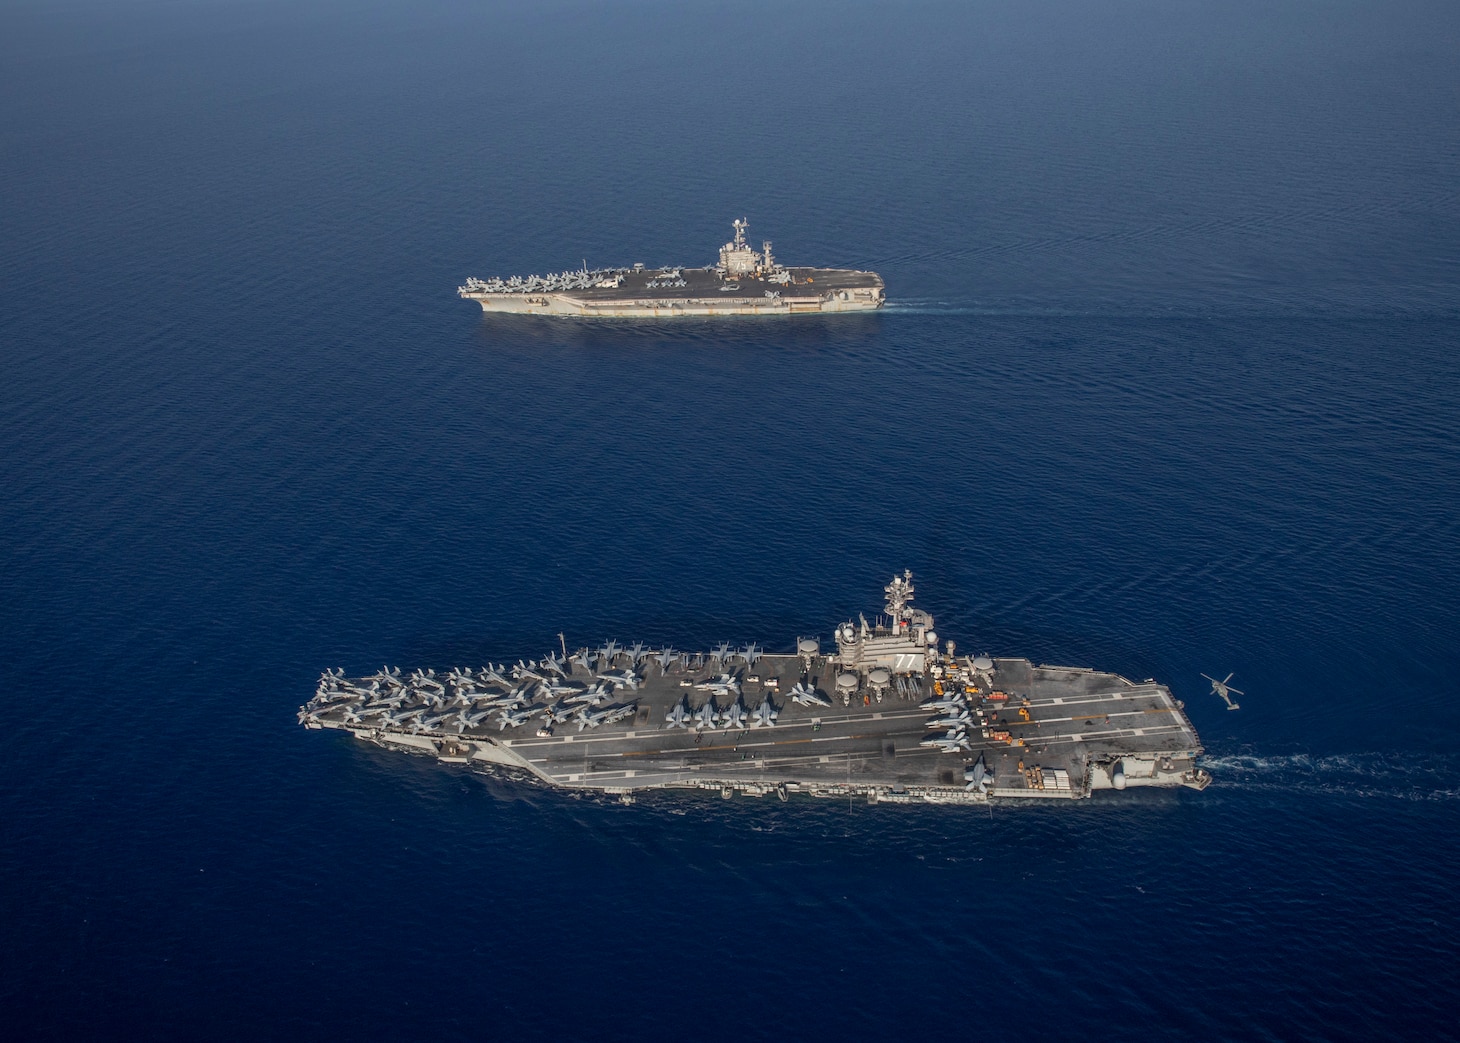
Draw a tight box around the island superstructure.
[457,219,885,317]
[299,573,1210,804]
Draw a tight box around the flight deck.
[299,573,1209,804]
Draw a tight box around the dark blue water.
[4,1,1458,1038]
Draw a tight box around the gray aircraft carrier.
[299,573,1210,804]
[457,219,884,317]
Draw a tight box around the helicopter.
[1201,672,1243,711]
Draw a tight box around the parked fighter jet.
[694,673,741,696]
[598,703,637,727]
[565,682,612,706]
[512,660,546,682]
[720,697,749,730]
[926,711,972,730]
[541,701,580,725]
[789,682,832,707]
[657,646,685,672]
[750,694,779,728]
[368,667,404,688]
[576,701,636,730]
[540,651,569,676]
[596,640,621,667]
[538,679,586,699]
[417,710,455,732]
[495,706,535,730]
[575,705,611,730]
[596,669,641,691]
[664,695,692,729]
[478,666,512,689]
[695,697,721,731]
[920,728,971,753]
[624,642,650,665]
[456,706,492,730]
[739,643,763,668]
[920,693,966,711]
[706,642,733,669]
[965,754,993,794]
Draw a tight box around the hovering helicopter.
[1201,672,1243,711]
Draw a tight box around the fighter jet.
[540,651,569,676]
[564,682,611,706]
[596,640,621,668]
[739,643,763,668]
[706,642,733,669]
[496,706,537,731]
[789,682,832,708]
[720,697,749,730]
[418,710,456,732]
[920,728,971,753]
[926,711,973,730]
[664,695,692,729]
[538,679,586,699]
[656,646,684,673]
[964,754,993,793]
[920,693,966,712]
[575,705,611,730]
[694,697,721,731]
[477,666,512,689]
[749,695,779,728]
[694,673,741,696]
[541,701,579,725]
[576,701,636,730]
[386,708,425,728]
[570,648,596,672]
[596,669,641,691]
[598,703,637,727]
[512,660,546,682]
[456,706,492,730]
[624,642,650,665]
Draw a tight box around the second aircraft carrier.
[458,219,885,317]
[300,573,1210,804]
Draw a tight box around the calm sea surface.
[3,1,1458,1038]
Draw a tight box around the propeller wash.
[458,219,884,317]
[300,573,1210,804]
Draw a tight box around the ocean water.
[3,0,1458,1038]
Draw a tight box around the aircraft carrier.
[457,219,884,317]
[299,573,1210,804]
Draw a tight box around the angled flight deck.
[300,573,1210,804]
